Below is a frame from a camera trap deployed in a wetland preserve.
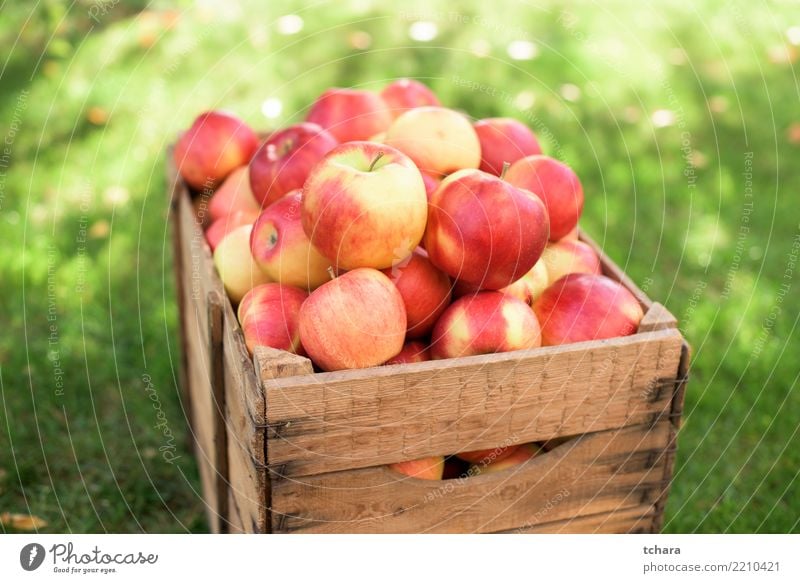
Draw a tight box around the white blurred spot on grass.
[105,186,130,207]
[560,84,581,102]
[261,98,283,119]
[787,26,800,46]
[409,21,438,42]
[513,91,535,110]
[276,14,304,35]
[651,109,675,128]
[507,40,538,60]
[470,39,491,58]
[348,31,372,50]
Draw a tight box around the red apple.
[540,239,601,285]
[381,249,452,338]
[532,273,644,346]
[248,122,337,207]
[299,268,407,371]
[456,444,520,465]
[425,169,549,290]
[302,141,427,270]
[505,155,584,241]
[213,224,271,303]
[430,292,542,359]
[385,341,431,365]
[205,210,259,252]
[421,172,441,201]
[236,283,307,356]
[470,443,542,475]
[208,165,261,222]
[498,259,549,305]
[250,190,333,290]
[174,111,258,190]
[306,88,391,143]
[380,79,441,119]
[384,106,481,175]
[388,456,444,480]
[474,117,542,175]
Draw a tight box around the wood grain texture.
[207,292,228,534]
[263,328,683,478]
[270,422,671,533]
[222,298,267,533]
[639,302,678,332]
[502,503,658,533]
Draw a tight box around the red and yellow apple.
[505,155,584,241]
[533,273,644,346]
[421,172,441,201]
[212,224,271,303]
[388,456,445,480]
[456,444,520,465]
[205,210,259,251]
[385,341,432,365]
[306,88,391,143]
[430,292,542,359]
[473,117,542,176]
[540,239,601,285]
[380,79,441,119]
[499,259,549,305]
[384,106,481,175]
[302,141,427,270]
[250,190,333,290]
[248,122,337,207]
[470,443,541,475]
[425,169,549,290]
[236,283,307,356]
[174,110,258,189]
[208,165,261,222]
[299,268,407,371]
[381,249,452,338]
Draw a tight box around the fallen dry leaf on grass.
[0,512,48,530]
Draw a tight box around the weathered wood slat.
[502,503,658,533]
[264,329,683,478]
[270,422,671,533]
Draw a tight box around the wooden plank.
[502,503,657,533]
[263,328,683,478]
[639,302,678,333]
[579,228,652,311]
[207,292,228,534]
[270,422,671,533]
[222,298,268,533]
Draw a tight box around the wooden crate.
[167,150,690,534]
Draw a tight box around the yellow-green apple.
[213,224,271,303]
[381,249,452,338]
[425,169,549,289]
[384,106,481,175]
[236,283,307,356]
[174,111,258,189]
[385,341,431,365]
[540,239,601,285]
[306,88,391,143]
[430,292,542,359]
[456,444,520,465]
[498,259,549,305]
[248,122,337,207]
[533,273,644,346]
[302,141,427,270]
[505,155,584,241]
[299,268,407,371]
[388,456,445,480]
[205,209,259,252]
[250,190,333,290]
[380,79,441,119]
[208,165,261,222]
[474,117,542,176]
[470,443,541,475]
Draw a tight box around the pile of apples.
[175,80,645,480]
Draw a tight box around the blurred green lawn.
[1,0,798,533]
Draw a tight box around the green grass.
[1,0,798,533]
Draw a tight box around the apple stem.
[500,161,511,180]
[327,266,336,280]
[368,151,385,172]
